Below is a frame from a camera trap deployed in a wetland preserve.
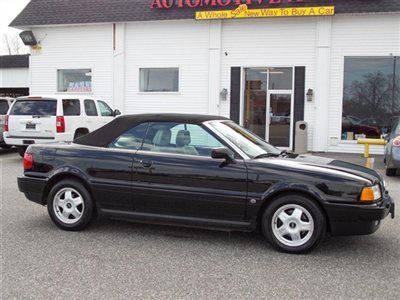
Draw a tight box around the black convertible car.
[18,114,395,254]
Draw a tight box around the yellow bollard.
[357,138,387,159]
[365,157,375,169]
[357,138,387,168]
[364,143,370,158]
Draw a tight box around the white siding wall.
[328,14,400,154]
[219,17,317,150]
[0,68,29,88]
[124,20,210,114]
[30,25,113,104]
[26,13,400,154]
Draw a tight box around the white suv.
[4,95,121,156]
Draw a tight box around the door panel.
[76,148,134,210]
[132,151,248,221]
[268,93,292,148]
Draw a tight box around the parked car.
[342,114,380,139]
[0,97,14,149]
[17,114,394,254]
[3,95,121,156]
[384,116,400,176]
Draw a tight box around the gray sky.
[0,0,31,54]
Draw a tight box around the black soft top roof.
[75,113,229,147]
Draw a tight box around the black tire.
[17,146,27,157]
[0,144,11,149]
[386,167,397,177]
[261,193,326,254]
[47,179,96,231]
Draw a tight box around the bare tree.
[2,33,28,55]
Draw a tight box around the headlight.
[360,184,382,202]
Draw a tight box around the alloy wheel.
[53,187,85,224]
[271,204,314,247]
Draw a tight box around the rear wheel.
[74,129,89,141]
[47,179,95,231]
[262,194,326,254]
[16,146,27,157]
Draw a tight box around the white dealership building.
[10,0,400,153]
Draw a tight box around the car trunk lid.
[8,98,57,139]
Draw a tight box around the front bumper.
[18,176,48,205]
[324,194,395,236]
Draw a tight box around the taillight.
[4,115,9,132]
[56,116,65,133]
[393,136,400,147]
[23,152,33,170]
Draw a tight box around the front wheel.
[47,179,96,231]
[262,194,326,254]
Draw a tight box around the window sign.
[342,57,400,140]
[58,69,92,93]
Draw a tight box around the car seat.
[152,129,172,152]
[175,130,199,156]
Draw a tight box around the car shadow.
[81,217,398,258]
[0,147,17,155]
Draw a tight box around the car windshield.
[208,120,281,159]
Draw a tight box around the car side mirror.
[211,147,236,165]
[113,109,121,117]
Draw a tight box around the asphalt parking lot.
[1,150,399,299]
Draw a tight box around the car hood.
[254,154,382,185]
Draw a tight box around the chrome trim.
[7,136,55,140]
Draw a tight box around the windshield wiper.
[280,150,289,156]
[253,153,279,159]
[253,150,293,160]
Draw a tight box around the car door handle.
[140,160,153,168]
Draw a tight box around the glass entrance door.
[267,93,292,148]
[243,67,294,149]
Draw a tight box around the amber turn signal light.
[360,185,381,202]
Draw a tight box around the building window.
[342,57,400,140]
[139,68,179,92]
[58,69,92,93]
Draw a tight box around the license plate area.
[23,140,35,145]
[26,124,36,130]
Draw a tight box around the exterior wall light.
[19,31,38,46]
[306,89,314,102]
[220,88,228,101]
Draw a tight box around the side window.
[84,99,98,116]
[142,122,224,157]
[0,100,9,115]
[109,122,148,150]
[62,99,81,116]
[98,100,113,117]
